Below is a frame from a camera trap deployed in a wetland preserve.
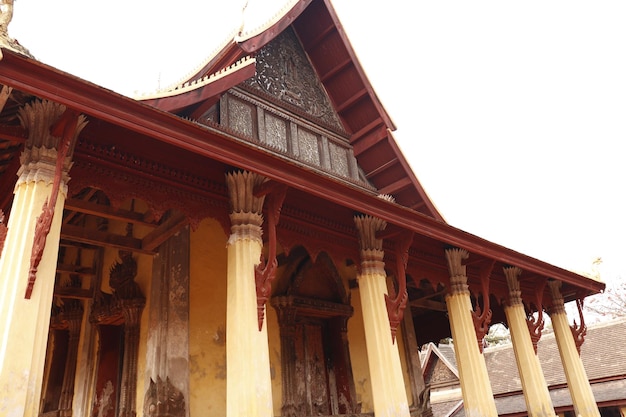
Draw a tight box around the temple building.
[0,1,606,417]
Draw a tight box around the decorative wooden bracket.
[254,181,288,331]
[526,279,546,354]
[570,298,587,355]
[384,230,413,343]
[472,260,494,352]
[0,210,6,256]
[25,109,80,299]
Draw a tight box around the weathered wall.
[395,324,413,404]
[267,301,282,416]
[189,217,228,416]
[347,285,373,413]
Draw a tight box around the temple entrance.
[271,249,357,416]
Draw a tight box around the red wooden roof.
[139,0,443,220]
[0,49,605,299]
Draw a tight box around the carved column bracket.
[570,298,587,355]
[472,260,494,352]
[144,376,185,417]
[254,180,288,331]
[384,230,413,342]
[525,279,546,354]
[354,214,386,275]
[444,247,470,296]
[547,279,566,315]
[21,103,87,299]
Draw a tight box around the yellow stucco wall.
[189,217,228,416]
[395,324,413,406]
[70,207,413,416]
[347,286,374,413]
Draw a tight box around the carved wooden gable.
[244,27,343,131]
[423,353,459,388]
[217,27,375,189]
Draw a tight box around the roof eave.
[0,49,604,296]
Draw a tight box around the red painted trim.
[0,50,604,294]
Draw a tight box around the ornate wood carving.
[222,89,365,187]
[472,261,494,353]
[415,386,434,417]
[547,279,566,315]
[570,298,587,355]
[58,302,83,417]
[385,230,413,343]
[526,279,546,354]
[0,209,6,255]
[277,205,360,269]
[26,108,85,299]
[143,376,185,417]
[445,248,470,296]
[254,180,288,330]
[91,245,145,417]
[70,138,230,233]
[244,27,343,130]
[271,295,356,417]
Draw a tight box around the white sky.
[8,1,626,283]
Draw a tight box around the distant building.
[423,318,626,416]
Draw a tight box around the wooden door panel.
[304,323,330,415]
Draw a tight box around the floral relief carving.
[244,27,342,129]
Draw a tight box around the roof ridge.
[135,56,255,101]
[235,0,300,42]
[148,26,241,97]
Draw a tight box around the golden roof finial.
[0,0,34,58]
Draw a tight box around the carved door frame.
[272,295,356,417]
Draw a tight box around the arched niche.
[271,249,358,417]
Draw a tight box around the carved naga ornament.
[570,297,587,355]
[254,181,288,331]
[384,230,413,343]
[0,210,6,256]
[25,107,86,299]
[526,279,547,354]
[472,261,494,353]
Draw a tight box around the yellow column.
[503,267,556,417]
[0,101,86,416]
[354,215,409,417]
[225,171,273,417]
[548,280,600,417]
[444,248,498,417]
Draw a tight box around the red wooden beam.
[0,50,604,294]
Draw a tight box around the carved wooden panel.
[262,111,288,152]
[244,27,343,130]
[92,325,123,417]
[227,96,255,139]
[303,323,331,415]
[220,89,369,188]
[297,127,321,166]
[328,141,349,178]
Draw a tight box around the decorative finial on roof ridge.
[135,56,255,101]
[152,25,240,95]
[377,194,396,203]
[238,0,249,38]
[0,0,33,58]
[235,0,300,42]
